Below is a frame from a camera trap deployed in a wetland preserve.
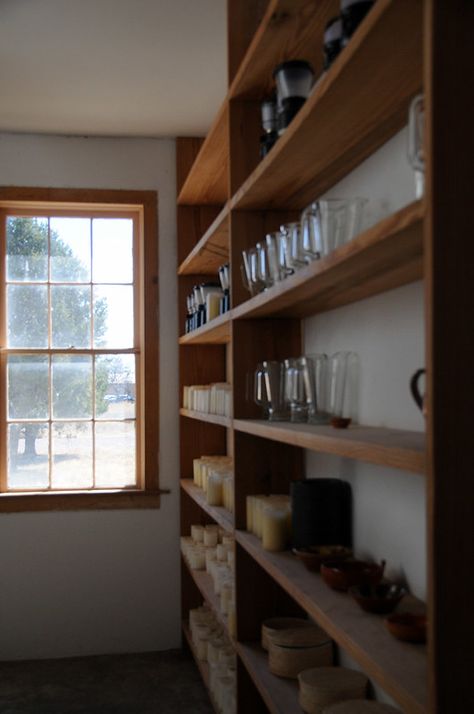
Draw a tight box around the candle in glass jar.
[262,506,288,551]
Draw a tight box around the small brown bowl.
[349,583,406,614]
[320,559,386,591]
[385,612,427,643]
[292,545,352,572]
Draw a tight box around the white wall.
[0,133,180,660]
[303,128,425,704]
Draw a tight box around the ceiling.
[0,0,227,138]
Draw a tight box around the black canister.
[341,0,375,46]
[291,478,352,548]
[323,17,343,71]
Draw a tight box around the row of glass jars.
[254,351,358,428]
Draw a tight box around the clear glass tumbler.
[284,357,308,423]
[263,360,289,421]
[318,198,367,255]
[408,93,425,199]
[328,351,359,428]
[301,353,331,424]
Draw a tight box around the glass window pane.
[8,355,49,419]
[7,285,48,348]
[93,285,134,348]
[52,355,92,418]
[92,218,133,283]
[51,422,93,489]
[8,422,49,490]
[51,286,91,348]
[95,421,136,488]
[50,217,91,282]
[95,354,136,419]
[6,216,48,282]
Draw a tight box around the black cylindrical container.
[341,0,375,46]
[291,478,352,548]
[323,17,343,70]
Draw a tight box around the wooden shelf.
[180,409,232,428]
[179,312,232,345]
[237,642,301,714]
[236,531,427,714]
[230,0,422,211]
[234,419,425,474]
[178,103,229,205]
[178,203,230,275]
[182,554,230,636]
[229,0,338,100]
[182,624,218,714]
[181,479,234,531]
[232,201,424,319]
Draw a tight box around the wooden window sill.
[0,489,169,512]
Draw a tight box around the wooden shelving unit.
[181,479,234,531]
[177,1,468,711]
[178,313,231,345]
[234,420,425,474]
[180,409,231,429]
[236,531,427,714]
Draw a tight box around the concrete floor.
[0,650,213,714]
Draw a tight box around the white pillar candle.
[227,599,237,639]
[207,472,223,506]
[205,547,217,572]
[262,506,288,552]
[204,527,219,547]
[191,524,204,543]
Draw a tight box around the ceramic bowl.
[292,545,352,572]
[384,612,427,643]
[320,559,385,591]
[349,583,406,614]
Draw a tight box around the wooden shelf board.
[182,554,230,636]
[180,409,232,429]
[236,531,427,714]
[178,203,230,275]
[233,419,425,474]
[178,103,229,205]
[232,201,424,320]
[237,642,302,714]
[181,479,234,531]
[229,0,339,100]
[179,312,232,345]
[230,0,422,211]
[182,624,218,714]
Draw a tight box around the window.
[0,188,160,511]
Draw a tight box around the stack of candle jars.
[246,494,291,552]
[189,606,237,714]
[181,524,236,638]
[183,383,232,417]
[193,455,234,512]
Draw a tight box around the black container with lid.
[323,16,344,70]
[291,478,352,549]
[341,0,375,46]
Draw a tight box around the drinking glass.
[254,363,270,418]
[284,357,307,422]
[301,353,331,424]
[256,242,274,289]
[241,248,264,296]
[318,198,367,256]
[408,94,425,199]
[328,351,358,428]
[265,232,285,283]
[275,228,294,278]
[280,222,306,270]
[263,360,289,421]
[300,203,322,261]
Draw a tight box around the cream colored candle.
[262,506,288,552]
[227,599,237,639]
[204,527,219,547]
[207,472,223,506]
[216,543,228,562]
[191,524,204,543]
[188,545,206,570]
[205,547,217,573]
[220,580,233,614]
